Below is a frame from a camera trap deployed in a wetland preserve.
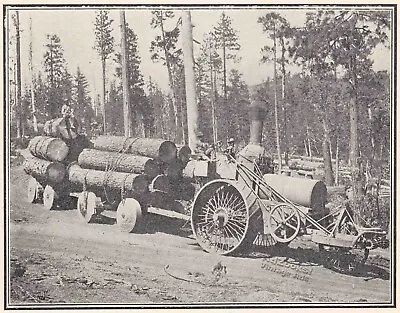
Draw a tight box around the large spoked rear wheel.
[191,180,259,255]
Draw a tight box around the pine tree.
[115,24,150,136]
[150,10,182,141]
[213,12,241,100]
[73,67,94,136]
[43,34,67,118]
[94,10,115,133]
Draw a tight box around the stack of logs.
[72,135,195,214]
[23,135,72,208]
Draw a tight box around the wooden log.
[28,136,69,162]
[150,174,172,194]
[64,134,93,163]
[92,135,177,163]
[78,149,162,178]
[23,157,66,185]
[165,158,185,179]
[177,145,192,165]
[288,159,324,171]
[44,117,79,140]
[68,164,148,196]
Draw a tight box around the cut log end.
[177,145,192,165]
[46,162,67,185]
[159,141,177,163]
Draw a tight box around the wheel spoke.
[286,222,298,231]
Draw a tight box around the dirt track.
[7,165,393,306]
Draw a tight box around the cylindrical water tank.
[263,174,327,213]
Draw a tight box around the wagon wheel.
[268,203,301,243]
[43,185,57,210]
[77,191,97,223]
[116,198,142,233]
[191,180,258,255]
[27,177,43,203]
[319,245,369,274]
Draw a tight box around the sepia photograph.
[4,3,396,309]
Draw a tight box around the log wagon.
[23,133,389,274]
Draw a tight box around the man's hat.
[228,137,235,143]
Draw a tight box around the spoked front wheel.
[268,203,301,243]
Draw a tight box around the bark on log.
[23,157,66,185]
[28,136,69,162]
[78,149,162,178]
[288,159,325,171]
[93,136,177,163]
[68,164,149,196]
[44,117,80,140]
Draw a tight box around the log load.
[288,159,324,171]
[93,136,177,163]
[28,136,69,162]
[44,117,80,140]
[177,145,192,165]
[150,174,172,194]
[23,157,66,185]
[68,164,149,196]
[78,149,162,178]
[165,158,186,179]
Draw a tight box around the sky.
[7,7,392,99]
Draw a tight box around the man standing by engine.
[224,137,236,159]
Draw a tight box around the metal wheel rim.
[191,180,251,255]
[27,177,38,203]
[268,203,301,243]
[77,191,96,223]
[116,198,142,233]
[43,185,55,210]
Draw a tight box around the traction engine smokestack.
[249,105,266,145]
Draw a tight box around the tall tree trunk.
[322,116,334,186]
[182,11,198,150]
[15,11,23,138]
[101,57,106,134]
[159,15,178,141]
[120,10,132,137]
[280,37,289,166]
[273,23,282,171]
[349,56,363,197]
[335,137,339,185]
[213,67,219,142]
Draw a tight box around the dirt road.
[7,165,393,307]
